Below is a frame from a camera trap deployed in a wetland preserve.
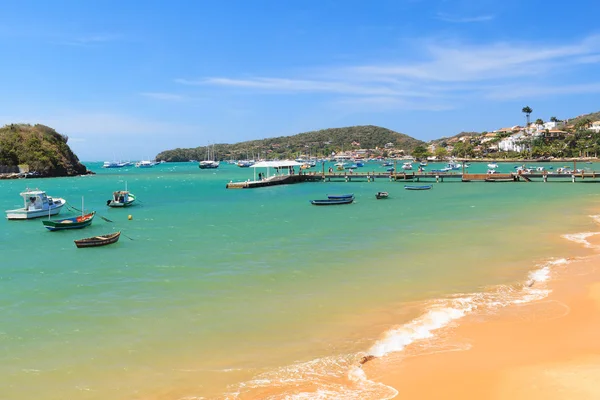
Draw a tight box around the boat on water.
[401,162,413,170]
[43,211,96,231]
[327,193,354,199]
[199,160,220,169]
[74,231,121,248]
[310,198,354,205]
[5,189,66,220]
[487,163,499,169]
[376,191,389,199]
[102,161,127,168]
[404,185,433,190]
[107,190,136,207]
[135,160,154,168]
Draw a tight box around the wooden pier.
[226,170,600,188]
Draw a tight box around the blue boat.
[327,193,354,199]
[310,198,354,205]
[404,185,433,190]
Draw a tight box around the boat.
[487,163,499,169]
[135,160,154,168]
[404,185,433,190]
[310,198,354,205]
[327,194,354,199]
[74,231,121,248]
[376,191,389,199]
[5,189,66,220]
[43,211,96,231]
[107,190,136,207]
[401,162,413,170]
[199,144,220,169]
[102,161,127,168]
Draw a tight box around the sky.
[1,0,600,161]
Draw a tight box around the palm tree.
[522,106,533,126]
[550,116,559,122]
[535,118,544,125]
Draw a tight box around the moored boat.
[404,185,433,190]
[376,191,389,199]
[43,212,96,231]
[74,231,121,248]
[5,189,66,220]
[327,193,354,199]
[310,198,354,205]
[107,190,136,207]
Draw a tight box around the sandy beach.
[363,246,600,399]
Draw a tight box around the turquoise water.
[1,161,599,399]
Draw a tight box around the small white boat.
[107,190,136,207]
[5,189,66,220]
[135,160,154,168]
[487,163,499,169]
[402,162,413,170]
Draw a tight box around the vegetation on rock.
[0,124,89,176]
[156,125,425,162]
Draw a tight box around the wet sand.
[363,253,600,399]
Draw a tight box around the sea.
[1,160,599,400]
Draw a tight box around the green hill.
[0,124,89,176]
[156,125,425,161]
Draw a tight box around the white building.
[498,133,529,153]
[543,121,565,130]
[590,121,600,133]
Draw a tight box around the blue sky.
[1,0,600,161]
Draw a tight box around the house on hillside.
[543,121,565,130]
[498,133,529,152]
[480,132,498,144]
[590,121,600,133]
[544,129,567,139]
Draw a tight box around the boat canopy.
[251,160,303,168]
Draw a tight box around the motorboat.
[107,190,136,207]
[5,189,66,220]
[376,191,389,199]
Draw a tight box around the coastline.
[363,235,600,399]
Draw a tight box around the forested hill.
[156,125,425,162]
[0,124,89,176]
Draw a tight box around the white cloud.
[486,82,600,100]
[175,34,600,106]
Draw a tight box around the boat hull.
[74,232,121,248]
[310,198,354,205]
[327,194,354,200]
[376,192,389,199]
[43,212,95,231]
[6,201,65,220]
[404,185,433,190]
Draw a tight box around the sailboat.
[199,143,220,169]
[43,197,95,231]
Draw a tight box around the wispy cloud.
[486,82,600,100]
[176,34,600,106]
[140,92,186,101]
[436,13,495,23]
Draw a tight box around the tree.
[411,145,429,160]
[550,116,559,122]
[522,106,533,126]
[535,118,544,125]
[434,146,448,159]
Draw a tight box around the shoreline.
[363,236,600,399]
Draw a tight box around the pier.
[226,170,600,188]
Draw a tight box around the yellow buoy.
[128,215,132,220]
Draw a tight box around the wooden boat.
[74,231,121,248]
[327,193,354,199]
[107,190,136,207]
[43,211,95,231]
[5,189,66,220]
[404,185,433,190]
[376,191,389,199]
[310,198,354,206]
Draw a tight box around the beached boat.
[43,211,96,231]
[327,194,354,199]
[74,231,121,248]
[376,191,389,199]
[404,185,433,190]
[310,198,354,206]
[5,189,66,220]
[107,190,136,207]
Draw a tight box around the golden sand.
[363,255,600,399]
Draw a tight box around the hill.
[0,124,89,177]
[156,125,425,162]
